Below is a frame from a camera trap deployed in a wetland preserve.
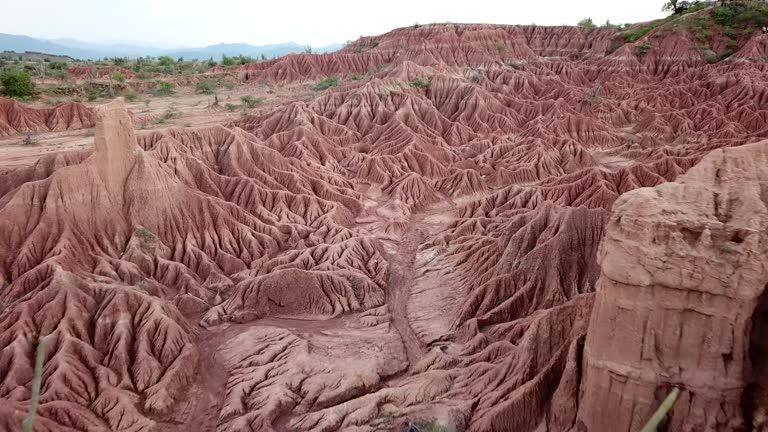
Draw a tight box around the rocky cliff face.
[579,141,768,431]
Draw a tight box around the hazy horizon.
[6,0,666,47]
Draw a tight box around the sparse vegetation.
[225,103,238,112]
[240,95,264,108]
[124,92,138,102]
[156,108,180,124]
[635,42,653,57]
[22,132,37,146]
[577,18,597,29]
[410,77,432,90]
[152,81,175,96]
[350,74,361,81]
[312,76,341,91]
[195,79,216,95]
[470,73,483,84]
[704,49,718,64]
[111,71,125,83]
[0,69,35,98]
[621,23,659,43]
[496,42,508,58]
[86,87,104,101]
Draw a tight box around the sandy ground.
[0,81,316,168]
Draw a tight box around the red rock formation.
[0,98,94,136]
[2,20,768,432]
[579,141,768,431]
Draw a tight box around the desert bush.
[225,103,238,112]
[124,92,138,102]
[312,76,341,91]
[577,18,597,28]
[86,87,104,101]
[156,108,180,124]
[470,73,483,84]
[634,42,653,57]
[0,70,35,98]
[153,81,175,96]
[496,42,507,57]
[713,4,737,26]
[111,71,125,83]
[410,77,432,90]
[21,132,37,146]
[196,80,216,94]
[703,49,718,64]
[240,95,264,108]
[350,74,361,81]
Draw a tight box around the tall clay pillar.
[578,142,768,431]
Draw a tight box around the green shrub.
[634,42,653,57]
[312,76,341,91]
[0,70,35,98]
[124,92,138,102]
[350,74,361,81]
[410,77,432,90]
[196,80,216,94]
[225,103,238,112]
[496,42,508,58]
[111,71,125,83]
[704,49,718,64]
[86,87,104,101]
[712,5,737,26]
[153,81,175,96]
[22,132,37,146]
[718,49,734,61]
[577,18,597,28]
[240,95,264,108]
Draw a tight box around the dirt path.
[385,214,428,370]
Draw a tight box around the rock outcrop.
[579,142,768,431]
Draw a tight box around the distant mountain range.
[0,33,343,60]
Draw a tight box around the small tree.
[662,0,696,15]
[578,18,597,28]
[0,70,35,98]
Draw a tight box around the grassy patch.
[410,77,432,90]
[152,81,175,97]
[156,108,180,124]
[240,95,264,108]
[621,22,659,43]
[312,76,341,91]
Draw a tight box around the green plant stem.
[22,337,46,432]
[641,387,680,432]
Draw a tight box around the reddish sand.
[1,22,768,432]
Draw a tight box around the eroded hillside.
[1,12,768,432]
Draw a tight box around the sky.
[4,0,667,47]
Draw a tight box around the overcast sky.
[5,0,666,47]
